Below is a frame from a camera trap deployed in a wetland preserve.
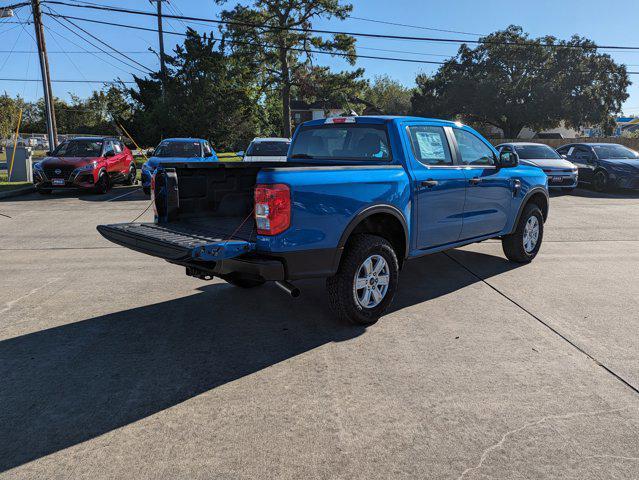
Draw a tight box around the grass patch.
[0,181,31,193]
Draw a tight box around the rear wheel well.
[526,192,549,221]
[347,213,407,267]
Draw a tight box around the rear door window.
[290,124,391,161]
[407,125,453,166]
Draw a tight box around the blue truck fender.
[332,203,410,272]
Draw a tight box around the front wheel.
[593,170,609,193]
[326,234,399,325]
[94,172,110,194]
[124,164,137,185]
[502,204,544,263]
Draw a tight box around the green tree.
[362,75,413,115]
[411,26,630,138]
[218,0,356,137]
[124,29,264,150]
[0,94,21,140]
[295,65,366,114]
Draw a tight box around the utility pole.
[31,0,57,149]
[150,0,167,88]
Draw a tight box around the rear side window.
[407,125,452,166]
[453,129,495,166]
[290,124,391,161]
[247,141,290,156]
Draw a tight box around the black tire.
[124,164,137,185]
[37,188,52,195]
[94,172,110,194]
[593,170,609,193]
[326,234,399,325]
[143,186,151,195]
[224,277,265,288]
[502,203,544,263]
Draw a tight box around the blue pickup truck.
[98,116,548,325]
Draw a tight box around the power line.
[59,15,154,72]
[44,12,447,67]
[44,10,152,74]
[349,15,483,37]
[0,77,135,83]
[41,12,639,75]
[42,0,639,51]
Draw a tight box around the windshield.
[289,124,391,161]
[513,144,560,160]
[153,141,202,158]
[52,139,103,157]
[246,141,290,156]
[592,144,639,159]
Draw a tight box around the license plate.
[52,178,65,186]
[551,176,563,183]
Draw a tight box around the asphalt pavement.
[1,186,638,479]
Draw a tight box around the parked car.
[555,143,639,192]
[497,142,578,191]
[141,138,217,195]
[33,137,136,194]
[240,137,290,162]
[98,116,548,325]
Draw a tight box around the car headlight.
[78,161,97,171]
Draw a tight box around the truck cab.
[98,116,548,325]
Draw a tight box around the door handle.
[421,179,438,188]
[469,177,482,185]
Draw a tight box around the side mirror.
[498,151,518,168]
[237,151,245,158]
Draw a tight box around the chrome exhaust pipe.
[275,280,301,298]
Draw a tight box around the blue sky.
[1,0,639,114]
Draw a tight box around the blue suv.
[141,138,218,194]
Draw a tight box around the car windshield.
[153,141,202,158]
[246,141,290,156]
[52,139,102,157]
[591,145,639,159]
[513,145,561,160]
[289,124,391,161]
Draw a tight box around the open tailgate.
[97,222,255,262]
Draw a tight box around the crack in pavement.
[457,407,633,479]
[0,277,61,315]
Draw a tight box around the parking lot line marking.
[444,251,639,396]
[106,188,141,202]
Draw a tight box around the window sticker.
[416,131,445,159]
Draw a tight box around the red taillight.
[151,173,157,217]
[254,184,290,235]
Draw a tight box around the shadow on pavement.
[1,186,145,203]
[0,249,519,472]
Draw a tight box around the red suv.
[33,136,136,194]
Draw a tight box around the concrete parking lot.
[1,186,638,479]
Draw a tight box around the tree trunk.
[503,124,522,139]
[279,47,292,138]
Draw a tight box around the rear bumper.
[97,222,339,282]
